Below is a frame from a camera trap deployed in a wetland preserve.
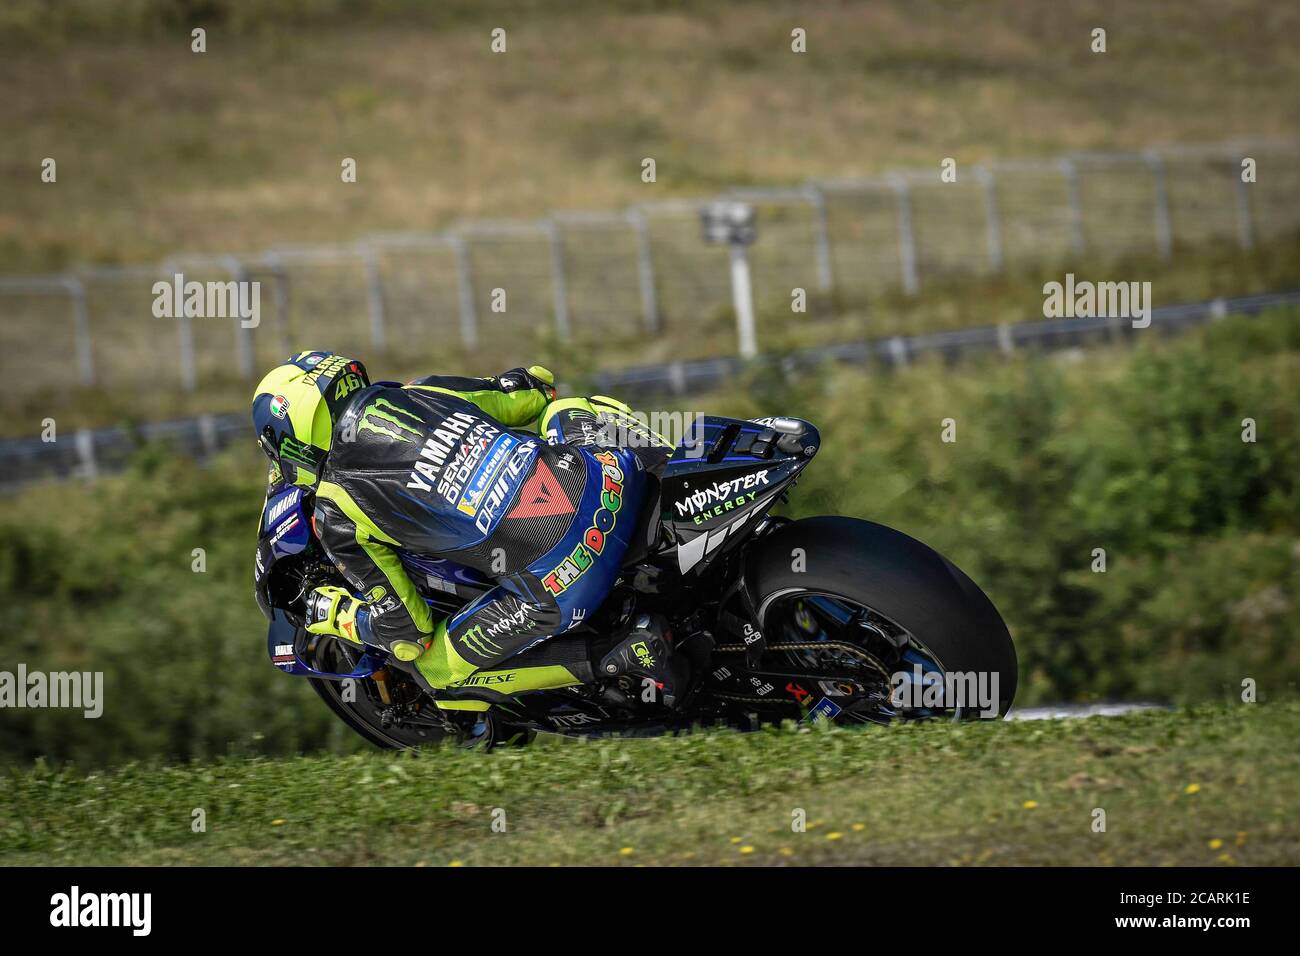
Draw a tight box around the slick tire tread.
[749,516,1018,716]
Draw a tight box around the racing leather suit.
[310,368,670,695]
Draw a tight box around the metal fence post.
[668,360,686,395]
[975,165,1004,272]
[1233,155,1255,251]
[889,175,919,295]
[197,413,218,457]
[625,208,660,334]
[163,268,198,391]
[729,243,758,359]
[887,335,909,367]
[448,235,479,351]
[358,242,388,353]
[1059,157,1086,257]
[1144,151,1174,261]
[702,202,759,359]
[544,219,571,341]
[262,252,292,356]
[61,275,95,387]
[805,185,835,293]
[74,428,98,480]
[220,256,255,379]
[996,322,1015,355]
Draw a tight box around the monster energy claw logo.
[358,398,423,443]
[279,435,318,466]
[459,623,504,659]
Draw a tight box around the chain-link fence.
[6,288,1296,491]
[3,139,1296,397]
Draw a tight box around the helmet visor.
[257,430,279,462]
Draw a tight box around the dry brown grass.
[2,0,1297,272]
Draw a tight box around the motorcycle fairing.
[397,551,494,601]
[255,484,313,622]
[659,416,818,576]
[265,605,387,678]
[263,485,311,553]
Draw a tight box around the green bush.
[1,311,1297,766]
[738,310,1300,707]
[0,449,358,766]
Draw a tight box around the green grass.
[3,703,1296,866]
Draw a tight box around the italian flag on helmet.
[251,351,370,488]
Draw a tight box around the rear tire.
[749,516,1017,716]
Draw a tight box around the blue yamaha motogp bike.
[255,415,1017,748]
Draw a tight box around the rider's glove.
[500,365,557,402]
[305,586,365,645]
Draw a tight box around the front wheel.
[306,633,539,751]
[306,632,450,750]
[747,516,1017,720]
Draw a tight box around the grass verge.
[2,703,1295,866]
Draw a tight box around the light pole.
[701,201,758,359]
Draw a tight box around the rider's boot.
[597,613,689,709]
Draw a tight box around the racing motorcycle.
[255,415,1018,748]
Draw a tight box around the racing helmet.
[251,350,370,487]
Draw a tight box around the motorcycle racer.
[251,351,682,711]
